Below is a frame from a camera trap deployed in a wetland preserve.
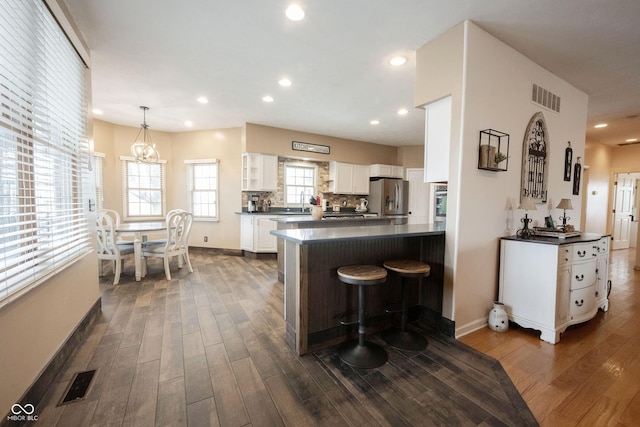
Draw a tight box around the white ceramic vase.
[310,206,323,220]
[488,301,509,332]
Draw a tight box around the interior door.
[406,168,429,224]
[612,173,634,250]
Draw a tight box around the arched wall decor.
[521,112,549,204]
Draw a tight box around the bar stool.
[337,265,388,369]
[381,259,430,351]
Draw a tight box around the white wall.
[415,20,589,336]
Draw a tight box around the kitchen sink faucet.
[300,191,305,212]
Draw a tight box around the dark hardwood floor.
[460,248,640,427]
[35,249,536,426]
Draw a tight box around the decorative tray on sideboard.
[533,227,582,239]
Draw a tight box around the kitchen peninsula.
[271,223,445,355]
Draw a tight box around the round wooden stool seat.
[337,264,388,369]
[381,259,430,351]
[338,265,388,285]
[383,259,430,277]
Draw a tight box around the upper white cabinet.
[242,153,278,191]
[370,164,404,179]
[424,96,451,183]
[329,162,370,195]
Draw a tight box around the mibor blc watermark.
[7,404,38,422]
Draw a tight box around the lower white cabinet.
[498,235,609,344]
[240,214,278,253]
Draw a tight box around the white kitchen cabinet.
[329,161,370,195]
[240,214,278,253]
[241,153,278,191]
[370,164,404,179]
[499,235,609,344]
[424,95,451,183]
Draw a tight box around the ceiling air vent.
[532,83,561,113]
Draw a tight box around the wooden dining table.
[116,221,167,281]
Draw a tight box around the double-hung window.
[284,163,317,207]
[121,158,166,220]
[0,0,90,305]
[185,159,219,221]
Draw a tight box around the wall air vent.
[532,83,561,113]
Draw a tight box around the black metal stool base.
[381,328,427,351]
[337,340,388,369]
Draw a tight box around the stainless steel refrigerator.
[368,178,409,218]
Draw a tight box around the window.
[186,159,218,220]
[284,164,317,206]
[0,0,90,305]
[121,157,166,220]
[93,152,105,211]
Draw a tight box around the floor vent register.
[58,369,96,405]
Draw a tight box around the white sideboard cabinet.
[498,234,609,344]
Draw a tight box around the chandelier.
[130,106,160,163]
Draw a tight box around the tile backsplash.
[241,157,369,210]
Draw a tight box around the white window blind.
[185,159,218,220]
[121,157,166,220]
[93,152,105,211]
[0,0,90,305]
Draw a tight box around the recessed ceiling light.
[594,123,608,128]
[262,95,274,103]
[389,56,407,66]
[184,121,193,127]
[92,109,103,115]
[196,96,209,104]
[397,108,408,115]
[278,78,292,87]
[370,120,380,125]
[626,138,638,142]
[285,4,305,21]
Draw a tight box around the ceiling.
[61,0,640,147]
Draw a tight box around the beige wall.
[584,141,613,234]
[245,123,399,165]
[397,145,425,170]
[415,21,589,336]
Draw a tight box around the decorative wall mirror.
[521,112,549,203]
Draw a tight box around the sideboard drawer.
[570,285,596,319]
[571,258,596,290]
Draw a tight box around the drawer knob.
[574,299,584,307]
[575,274,584,281]
[577,250,586,257]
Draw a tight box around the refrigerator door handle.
[395,182,400,211]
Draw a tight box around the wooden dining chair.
[96,210,135,285]
[141,210,194,280]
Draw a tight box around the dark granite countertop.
[270,223,445,245]
[501,233,609,245]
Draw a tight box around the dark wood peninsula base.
[271,224,445,355]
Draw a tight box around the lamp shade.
[556,198,573,210]
[518,197,537,211]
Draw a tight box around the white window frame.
[120,156,167,221]
[185,159,219,221]
[93,152,105,211]
[284,163,318,208]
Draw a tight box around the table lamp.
[516,197,537,239]
[556,198,573,231]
